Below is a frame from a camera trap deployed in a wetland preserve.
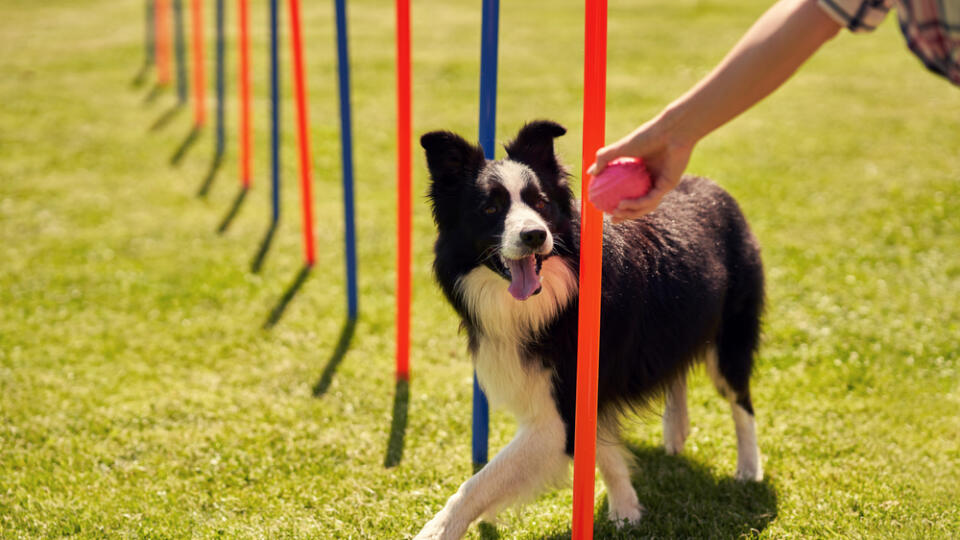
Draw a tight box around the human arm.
[589,0,843,222]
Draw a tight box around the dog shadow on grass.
[533,445,778,540]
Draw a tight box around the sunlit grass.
[0,0,957,537]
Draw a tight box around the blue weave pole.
[270,0,280,223]
[215,0,226,157]
[173,0,188,103]
[146,0,156,67]
[334,0,358,320]
[472,0,499,469]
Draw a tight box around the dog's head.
[421,120,573,301]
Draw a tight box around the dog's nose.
[520,228,547,249]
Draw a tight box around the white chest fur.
[455,257,577,422]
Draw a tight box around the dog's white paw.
[734,462,764,482]
[413,516,452,540]
[608,501,645,526]
[663,427,688,456]
[662,414,689,456]
[414,507,468,540]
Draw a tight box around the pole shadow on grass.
[131,64,151,88]
[196,151,224,197]
[535,445,778,539]
[262,265,311,329]
[382,377,409,468]
[143,84,164,105]
[170,126,201,166]
[217,186,249,234]
[149,103,184,132]
[311,317,357,397]
[250,221,279,273]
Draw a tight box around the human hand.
[587,117,693,223]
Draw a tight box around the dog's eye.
[535,199,548,211]
[484,204,499,215]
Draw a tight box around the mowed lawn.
[1,0,958,537]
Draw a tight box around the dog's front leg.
[414,415,568,540]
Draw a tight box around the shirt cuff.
[818,0,892,33]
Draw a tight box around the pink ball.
[588,157,652,214]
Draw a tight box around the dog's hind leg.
[414,412,568,540]
[662,371,690,455]
[730,396,762,481]
[705,347,763,482]
[711,234,765,481]
[597,424,644,526]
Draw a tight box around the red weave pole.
[288,0,316,266]
[395,0,412,381]
[571,0,607,538]
[156,0,172,85]
[238,0,252,188]
[190,0,206,126]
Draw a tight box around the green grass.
[1,0,958,537]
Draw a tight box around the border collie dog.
[415,121,764,539]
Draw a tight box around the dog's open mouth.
[495,254,543,301]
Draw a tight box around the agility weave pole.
[173,0,188,103]
[238,0,252,189]
[156,0,172,86]
[190,0,206,127]
[269,0,281,223]
[145,0,156,71]
[395,0,412,381]
[571,0,607,536]
[335,0,359,320]
[215,0,226,158]
[471,0,500,469]
[287,0,316,266]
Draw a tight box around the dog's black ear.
[421,131,485,186]
[504,120,566,184]
[421,130,485,228]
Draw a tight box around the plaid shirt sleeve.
[817,0,960,86]
[818,0,894,32]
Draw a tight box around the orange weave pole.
[238,0,252,188]
[288,0,316,266]
[570,0,607,538]
[156,0,173,85]
[395,0,411,381]
[190,0,206,126]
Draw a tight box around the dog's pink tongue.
[506,255,541,301]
